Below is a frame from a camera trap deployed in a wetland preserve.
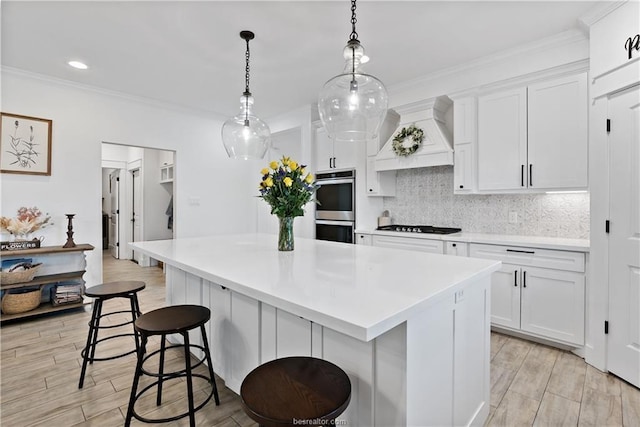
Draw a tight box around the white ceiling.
[1,1,599,119]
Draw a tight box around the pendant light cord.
[244,37,251,126]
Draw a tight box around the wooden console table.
[0,244,94,321]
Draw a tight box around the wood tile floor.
[1,251,639,426]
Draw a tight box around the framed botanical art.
[0,112,52,176]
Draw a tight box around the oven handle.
[316,178,354,186]
[315,220,355,227]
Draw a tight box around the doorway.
[101,143,175,267]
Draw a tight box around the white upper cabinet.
[315,126,357,172]
[453,97,477,194]
[476,72,588,192]
[478,87,528,191]
[527,73,588,189]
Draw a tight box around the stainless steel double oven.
[314,169,355,244]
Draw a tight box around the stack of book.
[52,283,83,306]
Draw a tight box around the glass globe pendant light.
[318,0,388,142]
[222,31,271,160]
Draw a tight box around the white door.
[477,87,527,191]
[527,73,588,190]
[131,168,142,263]
[490,264,521,329]
[109,170,120,259]
[607,84,640,388]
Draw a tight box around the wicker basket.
[0,264,41,285]
[1,288,42,314]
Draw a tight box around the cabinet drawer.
[372,235,444,254]
[469,243,584,272]
[356,233,372,245]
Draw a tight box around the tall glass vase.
[278,216,294,251]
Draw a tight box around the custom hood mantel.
[375,96,454,171]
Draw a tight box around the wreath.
[392,125,424,157]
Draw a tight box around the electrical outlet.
[509,211,518,224]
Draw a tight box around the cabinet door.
[478,88,527,191]
[228,292,261,392]
[366,156,396,196]
[453,143,474,193]
[332,139,358,170]
[445,242,468,257]
[490,264,521,329]
[276,309,312,357]
[315,127,334,172]
[356,233,372,245]
[527,73,588,190]
[520,267,585,345]
[206,281,231,382]
[453,97,476,145]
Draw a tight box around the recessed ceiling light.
[68,61,88,70]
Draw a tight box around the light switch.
[509,211,518,224]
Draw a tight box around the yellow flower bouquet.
[258,156,317,250]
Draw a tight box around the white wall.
[0,69,257,287]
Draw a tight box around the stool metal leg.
[79,298,100,389]
[88,299,104,364]
[200,324,220,405]
[183,331,196,427]
[125,333,148,427]
[132,292,142,316]
[128,294,141,353]
[156,334,166,406]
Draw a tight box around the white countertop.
[357,229,590,252]
[131,234,500,342]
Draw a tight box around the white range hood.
[375,97,454,171]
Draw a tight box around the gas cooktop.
[377,225,462,234]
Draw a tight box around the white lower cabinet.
[470,243,585,346]
[372,235,444,254]
[355,233,372,245]
[227,291,261,392]
[164,264,490,426]
[520,266,585,345]
[445,241,468,256]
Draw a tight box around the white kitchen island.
[131,234,501,427]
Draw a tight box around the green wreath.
[392,125,424,157]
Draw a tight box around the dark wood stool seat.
[78,280,145,389]
[125,305,220,427]
[240,356,351,427]
[84,280,146,298]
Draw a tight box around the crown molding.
[387,29,588,97]
[578,0,629,28]
[1,66,227,121]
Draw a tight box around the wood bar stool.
[240,356,351,427]
[125,304,220,427]
[78,280,145,389]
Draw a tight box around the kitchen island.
[131,234,501,426]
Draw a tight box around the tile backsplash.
[382,166,589,239]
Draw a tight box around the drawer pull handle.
[452,243,457,247]
[523,271,527,288]
[514,270,518,287]
[506,249,535,254]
